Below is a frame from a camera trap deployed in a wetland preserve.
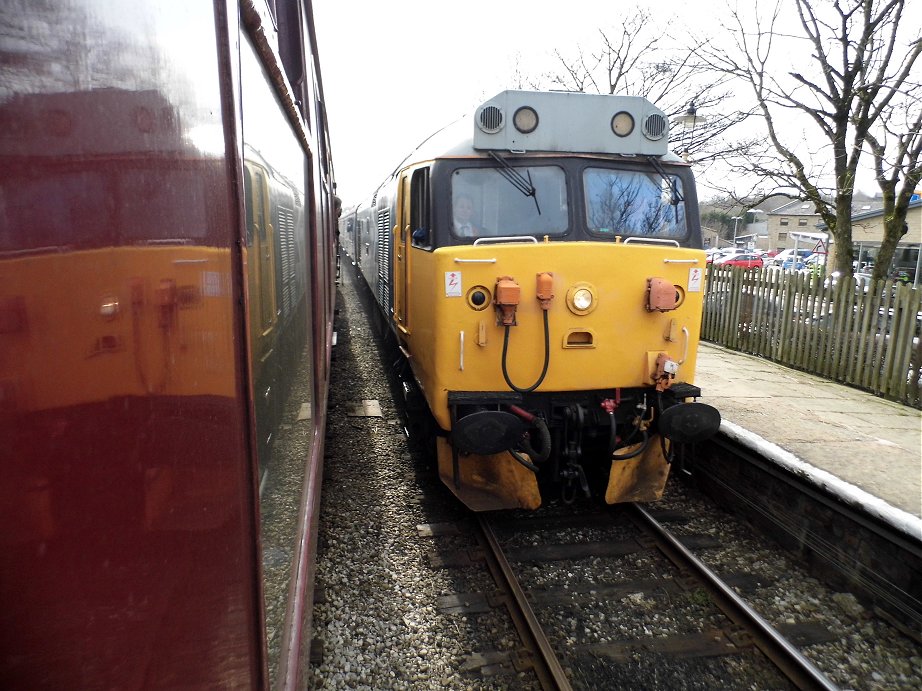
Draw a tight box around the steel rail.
[700,433,922,635]
[475,516,573,691]
[629,503,839,691]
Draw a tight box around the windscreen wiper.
[645,155,684,205]
[488,151,541,215]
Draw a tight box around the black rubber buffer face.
[452,411,527,455]
[658,402,722,443]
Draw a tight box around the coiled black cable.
[519,416,551,463]
[611,429,651,460]
[655,392,674,463]
[501,310,550,393]
[509,448,540,472]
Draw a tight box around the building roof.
[815,198,920,229]
[849,198,919,222]
[768,200,818,215]
[767,199,889,218]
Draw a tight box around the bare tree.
[866,90,922,282]
[537,9,750,166]
[699,0,921,281]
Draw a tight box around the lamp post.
[747,209,765,251]
[670,101,707,161]
[731,216,743,247]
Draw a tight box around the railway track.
[420,504,841,689]
[309,267,919,689]
[690,434,922,641]
[627,504,836,690]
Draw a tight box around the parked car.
[715,252,763,268]
[799,254,828,273]
[769,247,813,267]
[707,247,747,264]
[782,256,809,270]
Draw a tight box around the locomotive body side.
[348,91,719,512]
[0,1,336,688]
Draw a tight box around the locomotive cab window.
[451,165,568,240]
[410,167,431,248]
[584,167,687,239]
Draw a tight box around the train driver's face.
[455,197,473,221]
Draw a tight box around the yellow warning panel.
[436,437,541,511]
[605,436,671,504]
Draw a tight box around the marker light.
[611,111,634,137]
[513,106,539,134]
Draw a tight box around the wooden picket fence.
[702,265,922,408]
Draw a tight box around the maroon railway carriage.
[0,1,337,687]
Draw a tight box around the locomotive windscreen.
[450,165,569,239]
[584,168,688,238]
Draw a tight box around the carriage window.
[451,166,568,238]
[584,167,687,238]
[240,32,313,687]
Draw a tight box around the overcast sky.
[313,0,714,203]
[312,1,915,205]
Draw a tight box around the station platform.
[693,343,922,537]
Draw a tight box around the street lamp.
[670,101,707,161]
[731,216,743,246]
[746,209,766,251]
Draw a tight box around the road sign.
[813,239,827,254]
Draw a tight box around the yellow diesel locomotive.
[342,90,720,511]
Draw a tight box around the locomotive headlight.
[573,289,592,310]
[513,106,539,134]
[566,283,598,315]
[611,111,634,137]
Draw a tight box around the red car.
[715,252,764,268]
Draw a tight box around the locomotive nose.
[658,402,722,444]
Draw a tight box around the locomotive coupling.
[494,276,520,325]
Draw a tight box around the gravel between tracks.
[306,267,922,690]
[307,269,532,690]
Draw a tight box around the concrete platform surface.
[694,342,922,528]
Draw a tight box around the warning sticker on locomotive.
[445,271,462,297]
[688,268,702,292]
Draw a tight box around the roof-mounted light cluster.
[473,90,670,157]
